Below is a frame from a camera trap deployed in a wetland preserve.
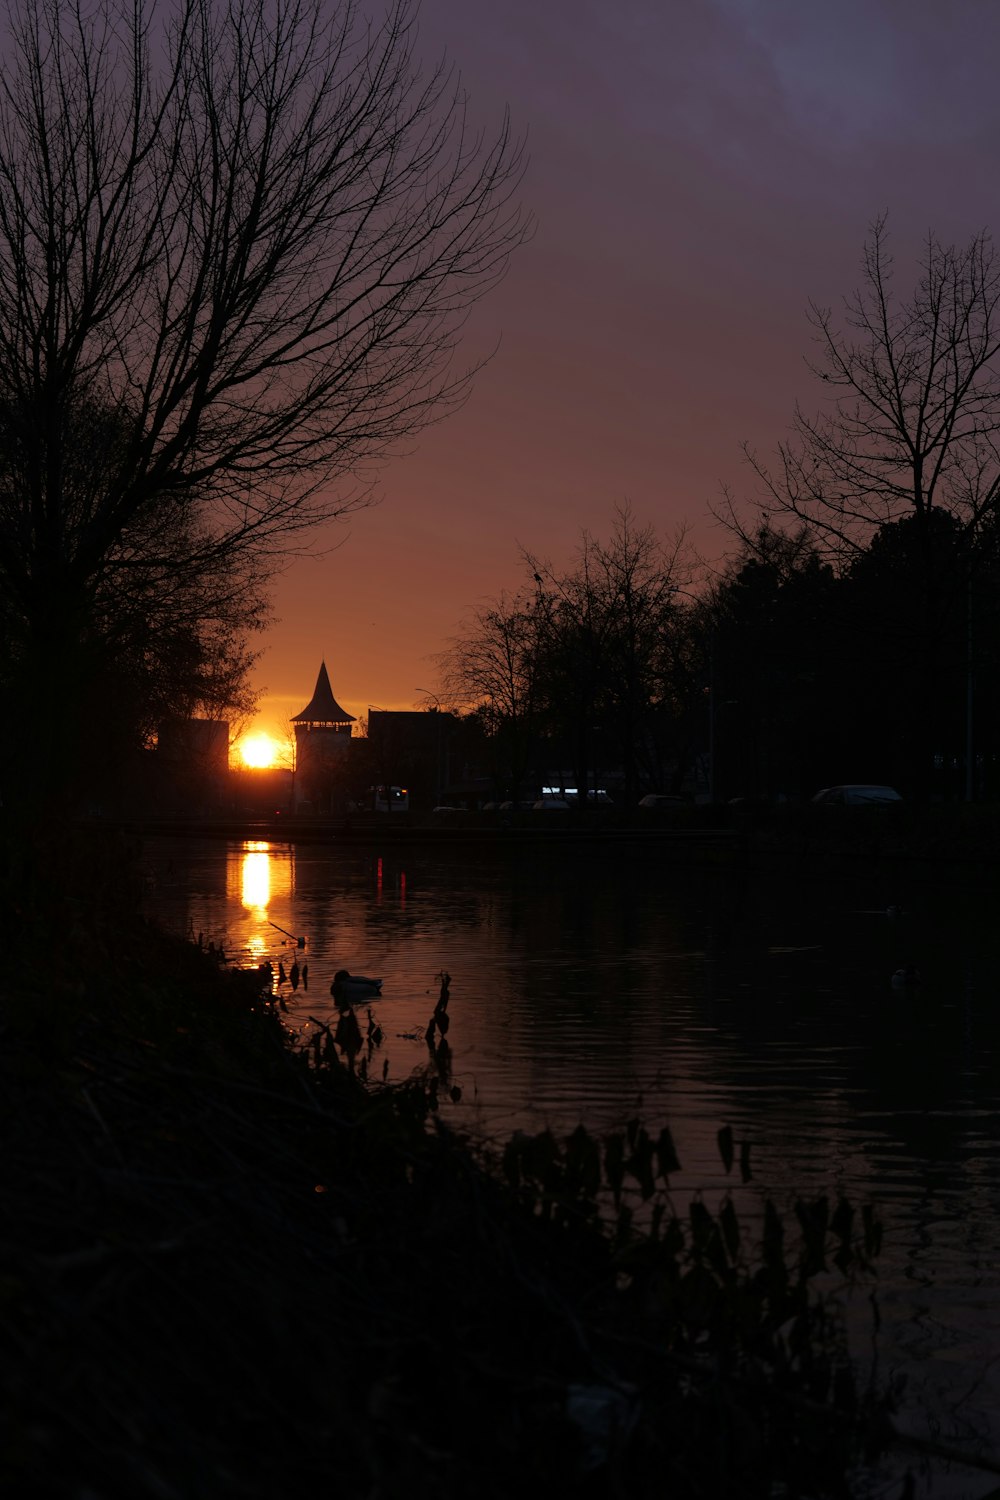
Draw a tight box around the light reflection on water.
[143,835,1000,1495]
[239,843,272,911]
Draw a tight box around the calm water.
[143,833,1000,1497]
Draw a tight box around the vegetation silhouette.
[0,0,527,814]
[441,498,1000,807]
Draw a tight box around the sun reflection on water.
[220,843,295,964]
[241,844,272,912]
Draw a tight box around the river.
[141,832,1000,1498]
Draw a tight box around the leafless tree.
[526,506,695,802]
[723,217,1000,570]
[440,592,538,723]
[443,505,698,804]
[714,219,1000,796]
[0,0,527,804]
[438,590,541,799]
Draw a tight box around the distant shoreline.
[83,805,1000,881]
[107,813,742,847]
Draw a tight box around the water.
[142,833,1000,1497]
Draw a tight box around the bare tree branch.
[722,217,1000,568]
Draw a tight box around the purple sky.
[251,0,1000,744]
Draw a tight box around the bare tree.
[725,217,1000,569]
[522,506,697,803]
[0,0,527,805]
[438,591,541,799]
[582,507,694,800]
[443,506,697,805]
[713,219,1000,798]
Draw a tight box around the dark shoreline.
[108,812,742,844]
[93,805,1000,888]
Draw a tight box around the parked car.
[638,793,688,809]
[532,796,571,810]
[811,784,903,806]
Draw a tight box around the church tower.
[291,661,356,811]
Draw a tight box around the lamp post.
[366,706,389,811]
[415,687,444,805]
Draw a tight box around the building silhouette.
[291,661,355,811]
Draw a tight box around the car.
[638,793,688,809]
[810,784,903,806]
[532,796,571,810]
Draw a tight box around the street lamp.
[415,687,444,803]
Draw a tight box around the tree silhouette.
[0,0,527,808]
[524,508,695,804]
[438,592,543,802]
[443,507,697,804]
[719,219,1000,796]
[730,217,1000,565]
[706,524,840,801]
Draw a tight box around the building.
[291,662,356,811]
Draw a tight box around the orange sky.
[246,0,1000,746]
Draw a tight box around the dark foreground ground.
[0,828,974,1499]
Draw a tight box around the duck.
[330,969,383,1004]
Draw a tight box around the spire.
[291,661,355,725]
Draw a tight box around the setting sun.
[239,733,279,769]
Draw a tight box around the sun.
[239,733,279,769]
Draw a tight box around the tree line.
[440,220,1000,806]
[437,501,1000,809]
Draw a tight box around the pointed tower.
[291,661,356,811]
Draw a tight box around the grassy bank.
[1,830,908,1498]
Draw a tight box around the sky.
[248,0,1000,746]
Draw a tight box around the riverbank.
[111,809,744,847]
[103,801,1000,890]
[0,829,941,1498]
[108,796,1000,844]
